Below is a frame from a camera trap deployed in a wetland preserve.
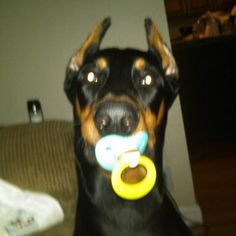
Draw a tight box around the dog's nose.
[94,102,139,136]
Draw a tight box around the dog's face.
[65,18,179,168]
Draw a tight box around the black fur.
[65,19,193,236]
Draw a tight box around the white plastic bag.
[0,179,64,236]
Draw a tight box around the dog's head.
[65,18,179,169]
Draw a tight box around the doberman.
[64,18,193,236]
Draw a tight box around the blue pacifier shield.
[95,131,148,171]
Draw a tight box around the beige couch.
[0,120,78,236]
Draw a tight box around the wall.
[0,0,201,220]
[0,0,168,125]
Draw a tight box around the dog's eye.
[141,74,154,86]
[85,71,98,84]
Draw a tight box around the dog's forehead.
[99,48,146,59]
[94,48,160,69]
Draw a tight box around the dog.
[64,18,193,236]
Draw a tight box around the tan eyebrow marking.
[96,57,108,70]
[134,58,146,71]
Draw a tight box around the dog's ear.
[145,18,179,108]
[64,18,111,103]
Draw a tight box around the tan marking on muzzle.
[134,99,165,150]
[156,100,165,127]
[134,108,156,150]
[76,99,100,145]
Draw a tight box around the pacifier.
[95,131,148,171]
[95,131,157,200]
[111,151,156,200]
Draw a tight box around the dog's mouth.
[95,132,149,171]
[94,131,157,200]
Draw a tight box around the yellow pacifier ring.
[111,155,157,200]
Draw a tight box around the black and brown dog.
[64,18,193,236]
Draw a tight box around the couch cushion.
[0,120,77,236]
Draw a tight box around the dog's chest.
[95,193,161,236]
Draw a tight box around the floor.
[190,143,236,236]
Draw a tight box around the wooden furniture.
[172,34,236,158]
[164,0,236,17]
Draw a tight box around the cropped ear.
[145,18,179,107]
[145,18,178,77]
[64,18,111,103]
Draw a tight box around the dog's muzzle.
[94,101,139,136]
